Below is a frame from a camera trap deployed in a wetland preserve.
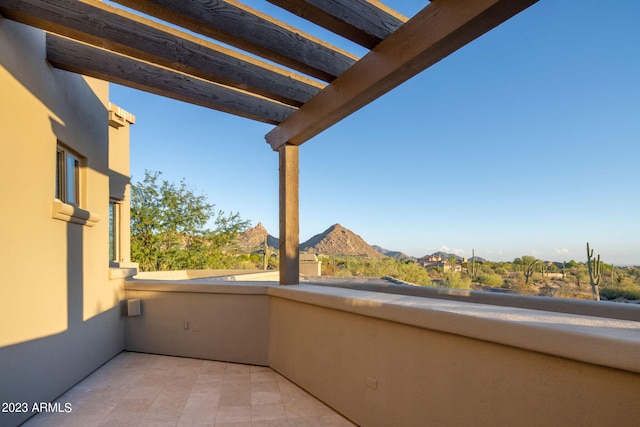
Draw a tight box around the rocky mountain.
[372,245,415,260]
[237,222,429,261]
[300,224,385,258]
[235,222,279,252]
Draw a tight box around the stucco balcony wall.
[124,280,640,427]
[124,281,271,365]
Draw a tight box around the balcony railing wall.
[125,280,640,427]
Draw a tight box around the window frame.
[109,200,120,263]
[52,143,99,227]
[55,144,81,206]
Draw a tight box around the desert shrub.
[391,261,432,286]
[442,271,472,289]
[599,278,640,300]
[478,273,503,288]
[553,287,593,300]
[503,274,535,295]
[237,260,259,269]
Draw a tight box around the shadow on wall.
[0,18,129,427]
[0,18,106,130]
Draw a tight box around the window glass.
[55,150,63,200]
[109,202,118,262]
[55,145,80,205]
[66,153,78,205]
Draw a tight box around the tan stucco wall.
[121,280,639,427]
[108,103,135,265]
[0,19,134,426]
[269,293,640,427]
[124,284,270,365]
[0,18,116,343]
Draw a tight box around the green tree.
[131,170,249,271]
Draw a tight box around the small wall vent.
[127,299,141,316]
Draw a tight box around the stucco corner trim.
[52,199,101,226]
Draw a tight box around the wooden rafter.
[0,0,323,106]
[266,0,539,150]
[46,34,295,124]
[112,0,358,82]
[267,0,407,49]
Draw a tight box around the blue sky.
[109,0,640,265]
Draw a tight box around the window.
[56,145,80,205]
[109,201,119,262]
[52,144,98,226]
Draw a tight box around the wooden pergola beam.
[267,0,406,49]
[113,0,358,82]
[266,0,539,150]
[1,0,539,288]
[0,0,322,106]
[278,144,300,285]
[46,34,295,124]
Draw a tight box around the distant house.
[417,254,463,272]
[299,253,322,276]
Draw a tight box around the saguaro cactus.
[263,236,269,270]
[586,242,601,301]
[468,249,479,282]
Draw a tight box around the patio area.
[21,351,355,427]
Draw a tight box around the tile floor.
[22,351,356,427]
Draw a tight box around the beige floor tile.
[223,372,251,383]
[22,352,352,427]
[225,363,252,374]
[252,403,287,421]
[151,392,190,413]
[284,399,330,419]
[98,410,147,427]
[196,372,226,384]
[252,381,280,392]
[178,412,217,425]
[214,405,252,423]
[23,413,105,427]
[184,393,221,412]
[251,371,280,382]
[191,382,223,399]
[280,390,317,406]
[252,390,282,406]
[137,407,184,427]
[214,422,252,427]
[62,400,115,418]
[112,396,155,414]
[152,356,181,370]
[252,420,291,427]
[253,383,280,406]
[219,383,251,407]
[125,384,164,399]
[288,416,330,427]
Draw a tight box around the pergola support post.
[279,143,299,285]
